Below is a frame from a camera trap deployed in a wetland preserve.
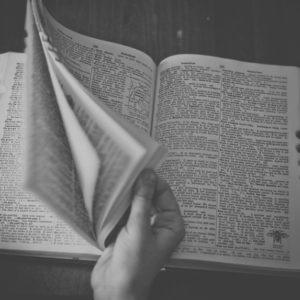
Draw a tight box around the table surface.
[1,0,300,299]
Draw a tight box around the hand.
[91,169,185,300]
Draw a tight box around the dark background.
[1,0,300,299]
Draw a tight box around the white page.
[0,52,100,257]
[31,0,167,248]
[38,32,100,222]
[26,1,98,246]
[154,54,300,271]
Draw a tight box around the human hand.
[91,169,185,300]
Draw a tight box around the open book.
[25,0,167,252]
[1,0,300,274]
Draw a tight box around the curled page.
[26,0,97,245]
[40,38,101,221]
[31,2,101,222]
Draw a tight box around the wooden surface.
[1,0,300,299]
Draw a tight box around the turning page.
[26,3,98,246]
[28,0,166,250]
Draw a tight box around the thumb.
[127,169,157,231]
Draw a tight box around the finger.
[91,243,114,284]
[127,169,157,230]
[152,177,185,250]
[154,177,181,213]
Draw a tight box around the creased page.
[0,52,99,257]
[37,31,100,222]
[45,50,167,248]
[29,0,166,249]
[26,2,97,246]
[153,54,300,271]
[43,48,151,249]
[40,1,156,135]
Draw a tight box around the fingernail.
[140,169,156,185]
[134,169,156,197]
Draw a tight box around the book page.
[43,45,166,249]
[29,0,166,250]
[0,52,100,258]
[26,4,97,247]
[153,54,300,271]
[37,29,101,223]
[40,1,156,135]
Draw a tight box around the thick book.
[1,0,300,275]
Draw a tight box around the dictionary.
[1,0,300,276]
